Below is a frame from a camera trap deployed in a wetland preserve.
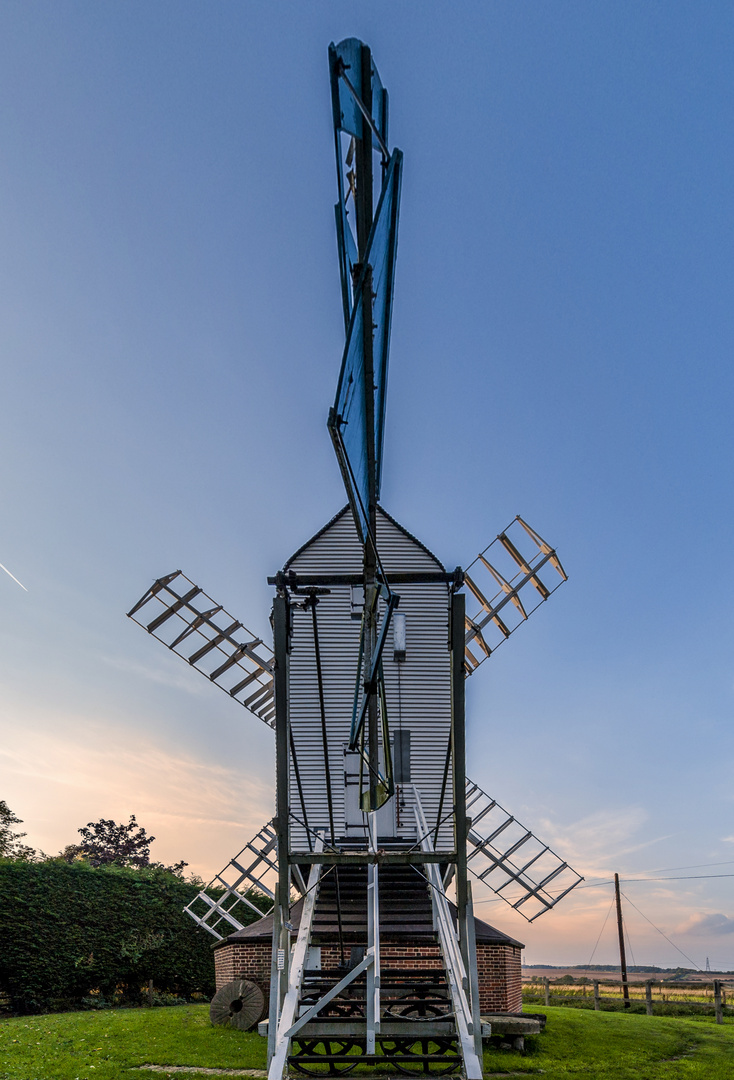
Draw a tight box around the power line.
[647,859,734,874]
[584,895,615,969]
[621,890,702,971]
[574,873,734,889]
[472,871,734,908]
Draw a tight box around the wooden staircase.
[286,864,464,1075]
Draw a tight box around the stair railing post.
[268,844,323,1080]
[413,793,483,1080]
[269,591,291,1070]
[465,880,483,1060]
[450,593,473,976]
[366,811,380,1053]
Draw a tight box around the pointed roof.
[283,504,446,572]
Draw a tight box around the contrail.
[0,562,28,592]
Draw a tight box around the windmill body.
[285,506,453,854]
[128,38,582,1079]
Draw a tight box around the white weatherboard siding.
[285,506,455,853]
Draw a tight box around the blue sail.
[330,150,402,541]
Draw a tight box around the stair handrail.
[268,834,324,1080]
[413,789,483,1080]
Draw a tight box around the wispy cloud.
[532,805,654,879]
[0,720,273,878]
[98,653,210,695]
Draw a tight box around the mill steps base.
[259,1020,492,1038]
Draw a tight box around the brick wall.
[214,938,522,1013]
[476,942,522,1013]
[214,941,271,987]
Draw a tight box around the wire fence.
[522,977,733,1022]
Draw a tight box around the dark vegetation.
[59,814,187,875]
[0,801,35,861]
[0,803,270,1015]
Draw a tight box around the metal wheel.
[289,1038,364,1075]
[379,1036,462,1075]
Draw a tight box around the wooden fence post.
[645,980,653,1016]
[593,981,600,1011]
[543,977,550,1006]
[148,979,154,1007]
[714,980,723,1025]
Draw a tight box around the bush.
[0,859,268,1014]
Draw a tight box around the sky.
[1,1,733,969]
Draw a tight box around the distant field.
[2,1004,734,1079]
[523,965,734,982]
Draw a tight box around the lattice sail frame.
[464,516,567,675]
[127,571,275,726]
[465,779,583,921]
[184,821,282,941]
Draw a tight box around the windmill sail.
[329,37,389,329]
[183,821,288,940]
[465,779,582,922]
[329,151,402,541]
[464,516,568,674]
[327,39,402,547]
[127,571,275,727]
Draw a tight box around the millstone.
[210,978,267,1030]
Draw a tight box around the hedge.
[0,859,269,1014]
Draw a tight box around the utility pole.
[614,873,630,1008]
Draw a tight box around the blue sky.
[1,2,733,967]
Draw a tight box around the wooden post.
[645,980,653,1016]
[543,977,550,1006]
[714,980,723,1025]
[593,981,600,1011]
[148,979,154,1007]
[614,874,630,1008]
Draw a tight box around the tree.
[69,814,187,875]
[0,800,36,860]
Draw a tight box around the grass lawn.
[1,1004,734,1079]
[0,1006,266,1080]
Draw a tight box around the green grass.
[0,1005,267,1080]
[1,1004,734,1079]
[484,1006,734,1078]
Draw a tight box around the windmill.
[129,39,581,1079]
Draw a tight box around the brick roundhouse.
[214,869,523,1015]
